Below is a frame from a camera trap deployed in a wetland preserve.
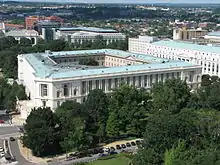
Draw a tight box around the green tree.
[152,79,191,114]
[85,89,108,142]
[19,38,32,46]
[107,85,151,137]
[106,111,120,137]
[23,107,62,156]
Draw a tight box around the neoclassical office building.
[55,27,126,45]
[17,49,202,118]
[129,36,220,77]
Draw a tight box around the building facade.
[173,28,208,40]
[25,16,63,30]
[129,37,220,76]
[204,31,220,43]
[55,27,126,44]
[6,30,39,45]
[17,49,202,118]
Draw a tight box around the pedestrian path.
[0,124,23,127]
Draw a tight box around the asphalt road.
[0,127,18,136]
[10,139,36,165]
[0,127,20,139]
[49,146,138,165]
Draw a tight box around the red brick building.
[25,16,64,30]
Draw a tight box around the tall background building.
[173,28,208,41]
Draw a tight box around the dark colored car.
[136,140,141,145]
[116,145,121,150]
[131,141,136,146]
[126,142,131,147]
[109,151,117,155]
[0,120,4,123]
[99,153,106,157]
[121,144,126,149]
[10,137,15,141]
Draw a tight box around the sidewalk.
[17,139,48,165]
[11,115,25,126]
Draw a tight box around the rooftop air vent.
[41,60,45,63]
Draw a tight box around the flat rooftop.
[206,31,220,37]
[22,49,198,79]
[58,27,117,33]
[152,40,220,54]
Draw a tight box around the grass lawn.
[88,156,131,165]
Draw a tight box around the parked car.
[98,148,104,153]
[98,153,106,157]
[104,147,110,152]
[136,140,141,145]
[109,151,117,155]
[0,120,4,123]
[126,142,131,147]
[116,145,121,150]
[10,137,15,141]
[0,152,4,157]
[131,141,136,146]
[121,144,126,149]
[110,147,115,152]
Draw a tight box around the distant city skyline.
[3,0,220,4]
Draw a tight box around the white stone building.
[204,31,220,43]
[129,37,220,77]
[17,49,202,118]
[55,27,126,44]
[5,30,39,45]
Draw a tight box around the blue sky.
[5,0,220,3]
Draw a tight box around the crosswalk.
[0,124,23,128]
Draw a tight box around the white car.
[0,152,4,157]
[0,147,3,152]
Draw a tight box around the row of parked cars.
[66,139,143,161]
[104,139,143,152]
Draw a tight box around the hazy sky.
[5,0,220,3]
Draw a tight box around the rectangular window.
[161,74,164,82]
[189,71,194,82]
[95,80,99,89]
[82,81,86,94]
[89,81,92,91]
[115,78,118,87]
[40,84,48,97]
[63,84,69,96]
[133,76,136,86]
[138,76,141,87]
[150,75,153,86]
[166,73,169,79]
[127,77,130,85]
[155,74,158,83]
[102,79,105,91]
[108,79,112,90]
[177,72,180,78]
[144,75,147,87]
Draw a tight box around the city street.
[0,127,19,139]
[9,139,37,165]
